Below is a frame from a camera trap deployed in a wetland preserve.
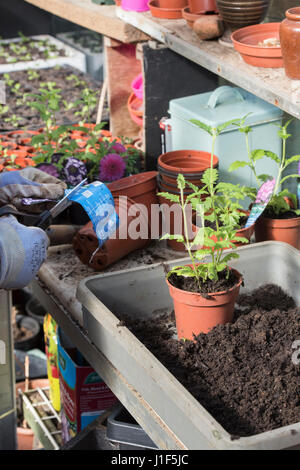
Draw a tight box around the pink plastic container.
[121,0,149,11]
[131,73,143,100]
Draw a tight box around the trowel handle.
[207,86,244,109]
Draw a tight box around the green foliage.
[229,119,300,216]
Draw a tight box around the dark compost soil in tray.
[0,66,107,131]
[120,284,300,438]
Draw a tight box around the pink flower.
[99,153,126,182]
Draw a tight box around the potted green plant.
[158,120,248,340]
[229,119,300,249]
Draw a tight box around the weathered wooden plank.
[105,39,141,139]
[24,0,149,43]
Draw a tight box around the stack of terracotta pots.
[157,149,218,251]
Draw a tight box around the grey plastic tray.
[107,405,157,450]
[77,242,300,450]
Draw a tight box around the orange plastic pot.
[254,215,300,249]
[73,196,151,270]
[182,6,206,27]
[15,378,49,450]
[159,0,187,9]
[167,267,243,339]
[231,23,283,68]
[148,0,184,18]
[158,149,218,176]
[188,0,216,13]
[107,171,158,224]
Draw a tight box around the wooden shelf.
[24,0,149,43]
[117,8,300,119]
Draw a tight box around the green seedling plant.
[229,118,300,217]
[159,119,248,291]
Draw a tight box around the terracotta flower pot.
[158,150,218,188]
[107,171,158,224]
[148,0,184,18]
[73,196,151,270]
[231,22,283,68]
[159,0,187,8]
[167,267,243,339]
[280,7,300,79]
[255,215,300,250]
[216,0,270,31]
[188,0,216,13]
[16,378,49,450]
[182,6,206,27]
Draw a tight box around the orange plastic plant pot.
[255,215,300,250]
[166,267,243,340]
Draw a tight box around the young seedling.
[159,118,248,291]
[230,119,300,217]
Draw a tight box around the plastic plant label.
[245,179,276,228]
[66,181,119,246]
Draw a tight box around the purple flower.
[111,142,126,154]
[36,163,60,179]
[99,153,126,182]
[51,153,64,164]
[62,157,87,186]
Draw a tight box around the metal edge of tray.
[77,241,300,450]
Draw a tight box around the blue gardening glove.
[0,215,49,289]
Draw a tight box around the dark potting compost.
[168,268,239,294]
[119,284,300,437]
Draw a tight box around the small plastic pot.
[167,266,243,339]
[25,297,47,326]
[188,0,216,14]
[107,171,158,224]
[73,196,151,270]
[14,315,41,352]
[255,215,300,250]
[158,149,218,176]
[159,0,187,9]
[148,0,184,18]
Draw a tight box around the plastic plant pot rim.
[108,171,158,192]
[256,214,300,228]
[148,0,184,18]
[182,6,217,20]
[166,266,243,299]
[127,92,143,117]
[158,150,219,174]
[231,23,282,51]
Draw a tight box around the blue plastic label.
[66,181,119,247]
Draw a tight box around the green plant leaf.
[228,160,249,172]
[157,192,180,203]
[189,119,213,135]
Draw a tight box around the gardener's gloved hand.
[0,167,67,213]
[0,214,49,289]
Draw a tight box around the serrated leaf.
[157,192,180,203]
[228,160,249,172]
[189,119,213,135]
